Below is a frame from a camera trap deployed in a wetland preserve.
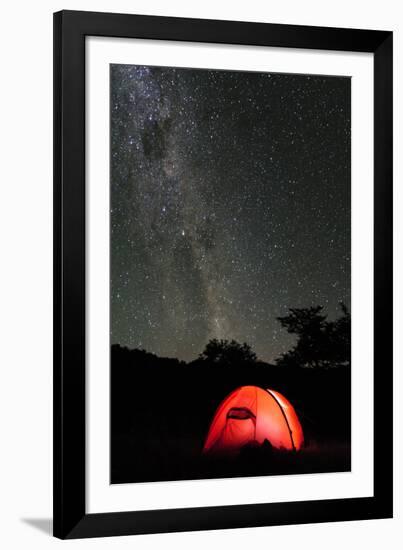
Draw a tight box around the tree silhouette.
[275,303,350,368]
[199,339,257,365]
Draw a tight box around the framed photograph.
[54,10,393,539]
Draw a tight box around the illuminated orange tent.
[203,385,304,455]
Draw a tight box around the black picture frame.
[53,9,393,539]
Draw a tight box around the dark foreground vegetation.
[111,305,351,483]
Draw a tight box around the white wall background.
[0,0,400,548]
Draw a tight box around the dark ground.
[110,345,351,484]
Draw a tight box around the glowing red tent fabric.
[203,385,303,455]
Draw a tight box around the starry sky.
[110,64,350,363]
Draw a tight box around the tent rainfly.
[203,385,304,455]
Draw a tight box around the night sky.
[110,65,350,363]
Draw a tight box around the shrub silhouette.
[199,338,257,365]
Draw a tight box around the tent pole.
[266,389,296,451]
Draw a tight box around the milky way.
[110,65,350,362]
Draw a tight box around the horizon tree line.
[114,303,350,369]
